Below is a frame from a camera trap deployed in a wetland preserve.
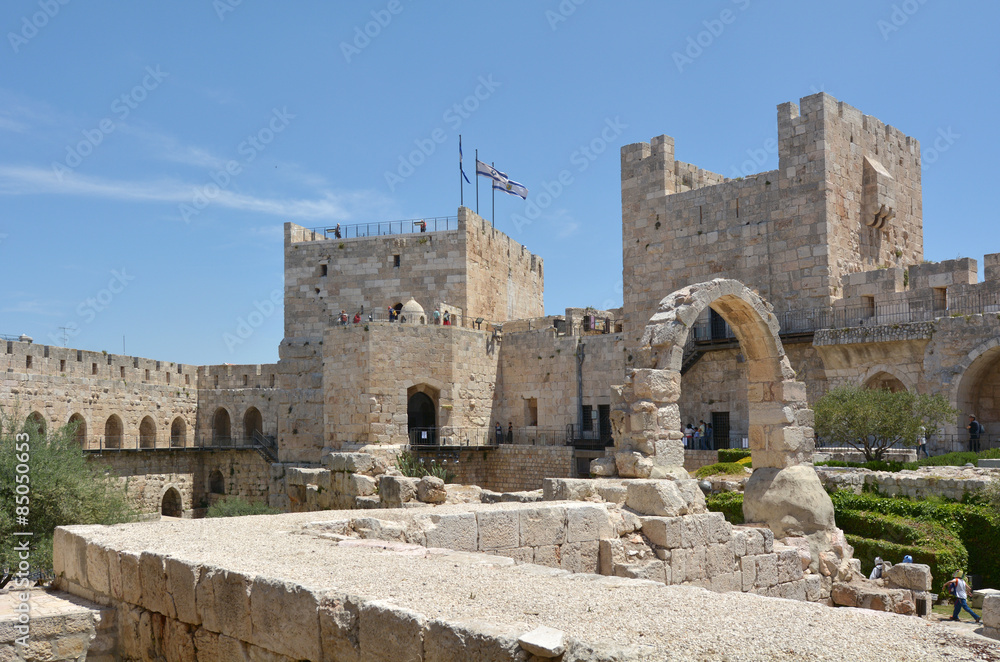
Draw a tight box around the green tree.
[1,410,139,585]
[813,384,957,461]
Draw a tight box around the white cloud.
[0,165,394,222]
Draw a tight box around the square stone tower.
[622,92,924,347]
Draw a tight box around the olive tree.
[813,384,957,461]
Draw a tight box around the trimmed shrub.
[718,449,752,463]
[694,462,747,478]
[205,497,280,518]
[705,491,745,524]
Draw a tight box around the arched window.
[139,416,157,449]
[243,407,263,442]
[170,417,186,447]
[104,414,123,449]
[68,413,87,447]
[161,487,183,518]
[26,411,46,437]
[213,408,231,444]
[209,469,225,495]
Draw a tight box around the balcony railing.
[408,426,571,449]
[81,434,276,453]
[310,216,457,240]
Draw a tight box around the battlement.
[1,339,197,387]
[198,363,280,390]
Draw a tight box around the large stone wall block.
[379,475,417,507]
[418,513,478,552]
[641,516,683,550]
[358,600,427,662]
[424,618,527,662]
[138,552,170,617]
[884,563,932,592]
[85,542,111,597]
[565,503,614,543]
[196,567,253,641]
[476,509,520,550]
[319,592,362,662]
[164,557,201,626]
[250,576,322,660]
[561,540,601,574]
[520,506,568,547]
[631,369,682,403]
[625,480,695,517]
[323,452,375,474]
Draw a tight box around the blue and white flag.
[476,159,507,184]
[492,178,528,200]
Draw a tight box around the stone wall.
[817,466,993,501]
[0,589,116,662]
[622,92,924,351]
[89,449,270,516]
[195,363,281,444]
[443,445,576,492]
[1,340,197,449]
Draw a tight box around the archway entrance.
[209,469,225,495]
[863,372,907,393]
[26,411,46,437]
[954,341,1000,448]
[407,386,437,445]
[213,408,231,444]
[68,413,87,447]
[161,487,183,518]
[243,407,263,442]
[139,416,157,449]
[170,417,186,447]
[104,414,123,449]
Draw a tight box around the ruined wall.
[0,340,197,448]
[322,323,499,448]
[89,449,271,516]
[443,445,576,492]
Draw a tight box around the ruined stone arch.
[209,469,225,495]
[170,416,187,447]
[104,414,123,449]
[860,365,912,393]
[951,337,1000,437]
[26,411,46,437]
[139,416,157,449]
[160,486,183,518]
[213,407,232,444]
[243,406,263,442]
[67,413,87,446]
[611,279,833,541]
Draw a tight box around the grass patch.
[718,449,751,463]
[205,498,281,518]
[693,462,748,479]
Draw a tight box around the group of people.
[494,421,513,444]
[339,309,365,325]
[870,556,980,623]
[335,305,454,325]
[682,420,713,450]
[431,308,451,325]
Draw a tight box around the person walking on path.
[944,571,980,623]
[968,415,982,453]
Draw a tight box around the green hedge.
[693,462,747,479]
[718,449,752,463]
[705,491,745,524]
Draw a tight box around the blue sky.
[1,1,997,366]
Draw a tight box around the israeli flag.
[493,178,528,200]
[476,159,507,184]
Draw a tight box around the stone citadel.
[3,90,999,516]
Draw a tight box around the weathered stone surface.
[358,600,426,662]
[322,452,375,474]
[249,576,321,660]
[615,452,654,479]
[416,475,448,504]
[589,455,617,477]
[518,625,567,658]
[379,475,417,507]
[743,465,836,539]
[625,480,705,517]
[884,563,932,592]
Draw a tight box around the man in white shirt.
[944,571,980,623]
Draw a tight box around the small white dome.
[400,298,425,324]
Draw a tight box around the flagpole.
[491,161,495,227]
[475,149,479,215]
[459,135,464,208]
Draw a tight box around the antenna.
[57,326,71,346]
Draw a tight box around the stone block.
[561,541,600,574]
[519,625,567,658]
[196,567,252,641]
[318,592,361,662]
[476,509,520,550]
[566,503,614,543]
[625,480,688,517]
[641,516,683,550]
[615,560,667,583]
[164,557,201,625]
[249,576,321,660]
[419,513,478,552]
[120,552,142,605]
[776,549,804,583]
[139,552,169,617]
[706,542,735,577]
[616,451,654,478]
[349,474,377,497]
[323,452,375,474]
[424,618,524,662]
[753,554,779,588]
[589,456,617,477]
[352,517,406,542]
[534,545,560,568]
[379,475,417,507]
[520,506,567,547]
[983,595,1000,631]
[358,600,426,662]
[86,543,110,597]
[883,563,932,592]
[416,476,448,504]
[599,539,625,576]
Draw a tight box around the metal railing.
[816,433,1000,457]
[683,432,748,451]
[691,290,1000,343]
[82,433,277,453]
[408,426,571,449]
[311,216,457,240]
[337,309,468,327]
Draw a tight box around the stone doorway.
[161,487,183,518]
[244,407,263,442]
[407,387,437,445]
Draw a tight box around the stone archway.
[68,413,87,447]
[170,417,186,447]
[603,279,834,542]
[407,384,438,444]
[952,338,1000,438]
[213,408,231,444]
[243,407,263,442]
[861,365,911,393]
[161,487,183,518]
[209,469,225,495]
[139,416,157,449]
[104,414,123,449]
[26,411,46,437]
